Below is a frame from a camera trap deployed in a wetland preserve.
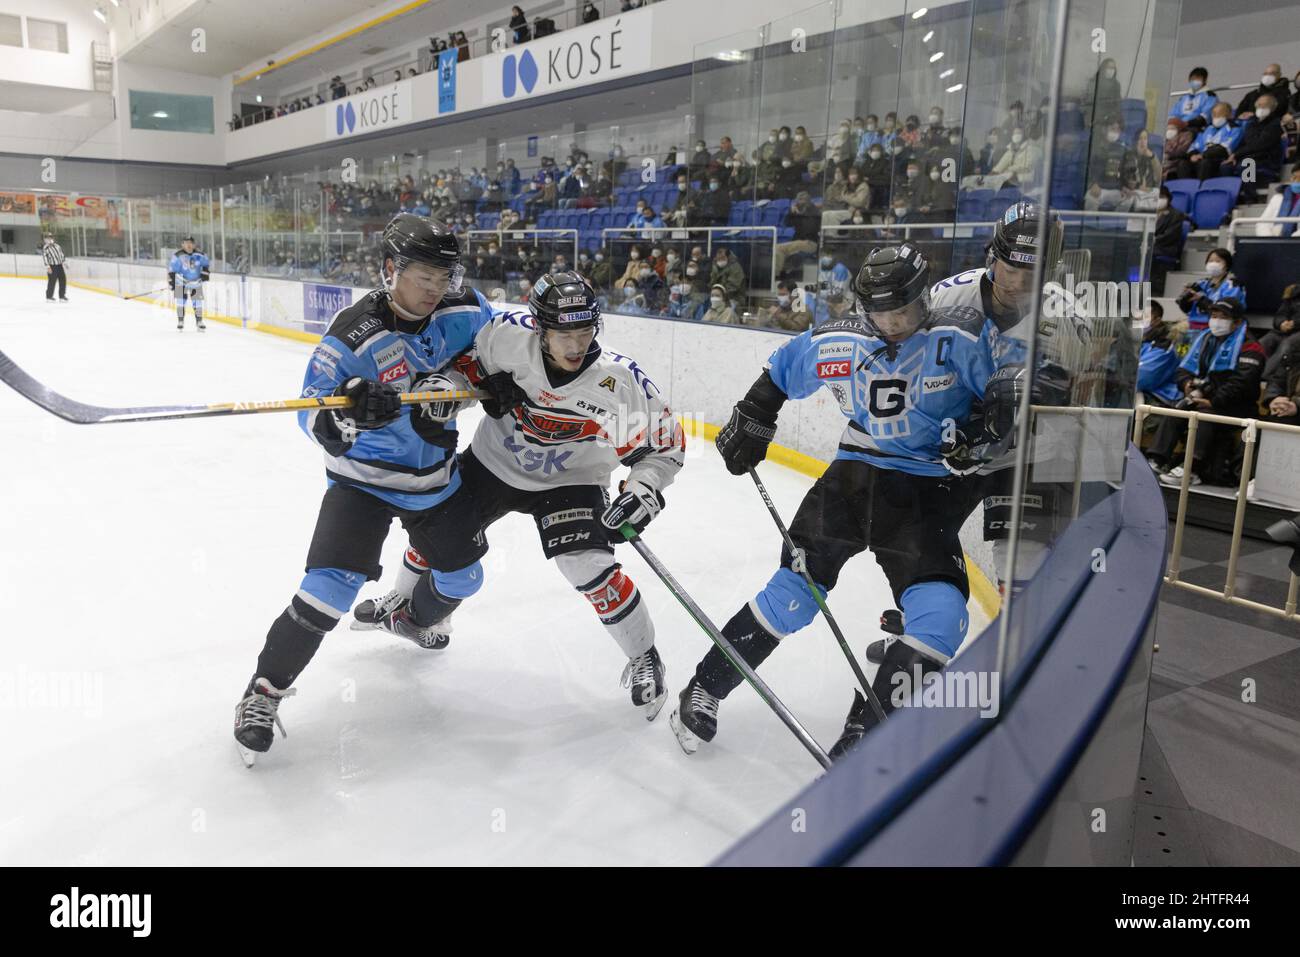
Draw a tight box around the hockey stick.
[747,468,887,724]
[0,347,483,425]
[123,283,168,301]
[619,524,832,770]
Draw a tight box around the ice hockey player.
[926,200,1080,598]
[232,214,495,765]
[360,271,685,719]
[169,236,210,332]
[670,244,997,760]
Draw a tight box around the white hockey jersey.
[459,309,685,494]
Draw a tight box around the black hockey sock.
[871,639,944,717]
[254,595,337,689]
[410,572,462,627]
[695,603,781,700]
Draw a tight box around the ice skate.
[375,605,451,651]
[350,588,409,631]
[669,678,720,754]
[233,677,297,767]
[621,645,667,720]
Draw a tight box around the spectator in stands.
[613,277,646,314]
[1136,301,1183,407]
[701,284,739,324]
[667,171,696,227]
[509,6,531,44]
[635,260,666,312]
[791,126,815,167]
[773,191,820,278]
[1237,64,1290,120]
[1086,117,1138,210]
[1259,166,1300,236]
[710,248,745,305]
[1084,58,1123,128]
[978,128,1003,175]
[619,247,647,287]
[880,112,900,151]
[823,166,869,223]
[533,14,557,38]
[1179,101,1243,181]
[920,108,948,149]
[630,203,664,233]
[1261,284,1300,375]
[1027,96,1052,141]
[1169,67,1217,131]
[1226,93,1284,201]
[935,127,975,179]
[1162,117,1195,180]
[773,156,804,199]
[763,282,808,331]
[1148,297,1264,486]
[918,162,957,222]
[826,119,851,166]
[1000,101,1026,139]
[896,158,925,207]
[1177,248,1247,332]
[688,139,712,182]
[712,135,741,177]
[603,145,628,182]
[1262,334,1300,426]
[330,76,347,100]
[683,257,707,297]
[392,71,403,84]
[860,142,891,213]
[1151,186,1189,295]
[1131,129,1162,194]
[583,1,600,23]
[726,156,755,201]
[882,195,920,235]
[696,176,731,226]
[1284,72,1300,155]
[408,68,419,78]
[992,126,1043,185]
[899,115,923,148]
[588,251,613,290]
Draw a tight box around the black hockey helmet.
[852,244,931,338]
[381,213,463,292]
[528,270,602,358]
[988,200,1064,271]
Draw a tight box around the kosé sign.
[482,11,653,106]
[326,80,410,140]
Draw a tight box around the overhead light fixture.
[93,7,107,23]
[923,30,934,42]
[939,68,955,79]
[152,111,168,118]
[714,50,748,63]
[912,7,928,18]
[929,52,944,63]
[255,94,263,103]
[946,83,964,93]
[109,0,119,6]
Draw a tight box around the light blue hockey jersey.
[168,250,210,284]
[298,286,495,510]
[765,307,997,476]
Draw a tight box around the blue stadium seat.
[1121,98,1148,137]
[1163,178,1197,215]
[1192,177,1241,229]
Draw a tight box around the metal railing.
[463,228,579,265]
[1133,403,1300,621]
[1227,215,1300,248]
[1168,81,1260,100]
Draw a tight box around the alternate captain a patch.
[598,376,616,392]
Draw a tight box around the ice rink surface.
[0,278,983,865]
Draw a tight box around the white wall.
[112,60,226,166]
[0,0,109,89]
[1172,6,1300,97]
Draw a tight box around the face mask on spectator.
[851,215,866,225]
[715,255,728,267]
[1104,67,1116,79]
[794,134,806,142]
[779,132,789,141]
[820,256,832,268]
[1165,127,1177,140]
[906,167,919,179]
[696,142,706,152]
[840,124,850,133]
[853,124,864,133]
[686,266,698,276]
[651,248,663,258]
[1206,260,1225,277]
[595,253,604,262]
[782,160,793,168]
[666,253,678,263]
[1290,181,1300,194]
[778,295,790,307]
[865,123,876,132]
[1012,132,1024,145]
[987,135,999,146]
[630,250,640,260]
[1106,129,1120,143]
[1261,73,1278,87]
[868,149,882,160]
[1256,106,1272,120]
[1212,115,1227,128]
[768,134,778,144]
[1209,317,1234,337]
[678,181,688,191]
[928,113,941,124]
[1157,197,1169,210]
[639,268,652,280]
[1188,78,1203,91]
[949,135,961,146]
[624,285,636,297]
[710,296,723,308]
[709,181,720,191]
[929,170,941,181]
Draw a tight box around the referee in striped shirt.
[42,233,68,302]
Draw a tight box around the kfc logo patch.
[817,360,851,379]
[380,361,409,383]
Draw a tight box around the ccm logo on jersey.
[817,360,852,379]
[547,531,591,548]
[380,361,409,383]
[922,373,956,393]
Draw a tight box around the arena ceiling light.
[714,50,749,63]
[912,7,929,18]
[93,6,107,23]
[923,30,934,42]
[946,84,964,93]
[929,51,944,63]
[152,111,169,118]
[939,68,955,79]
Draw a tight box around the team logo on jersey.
[854,347,924,439]
[828,381,852,412]
[598,376,616,392]
[380,361,409,384]
[517,407,607,445]
[816,342,853,359]
[537,389,565,406]
[817,360,852,379]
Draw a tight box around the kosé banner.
[326,80,411,140]
[303,283,352,333]
[481,9,653,106]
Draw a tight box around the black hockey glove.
[982,364,1027,446]
[408,371,471,451]
[716,400,778,476]
[332,377,402,431]
[480,370,527,419]
[939,422,989,476]
[601,480,665,542]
